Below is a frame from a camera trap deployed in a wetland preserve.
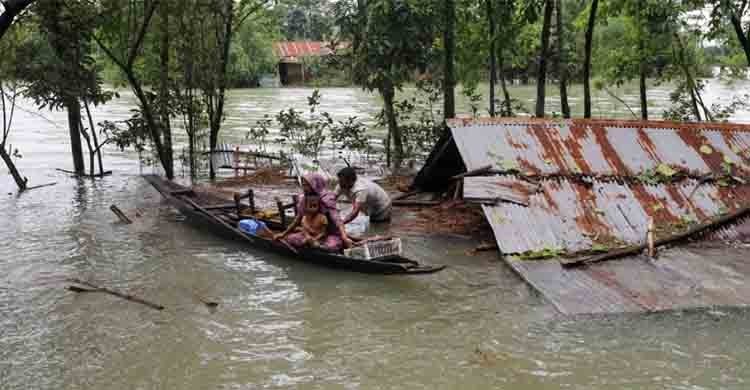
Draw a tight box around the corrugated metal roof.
[445,118,750,254]
[273,41,330,63]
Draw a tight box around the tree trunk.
[130,72,173,178]
[535,0,554,118]
[673,34,702,121]
[583,0,599,118]
[89,149,95,176]
[381,83,402,170]
[639,52,648,120]
[487,0,497,117]
[555,0,570,118]
[65,99,86,174]
[499,48,513,116]
[208,0,235,180]
[729,11,750,66]
[1,145,27,190]
[0,0,34,40]
[638,0,648,120]
[78,118,95,176]
[443,0,456,120]
[83,99,105,176]
[159,0,173,179]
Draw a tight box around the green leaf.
[700,145,714,155]
[501,159,519,171]
[655,163,677,178]
[590,244,609,253]
[723,155,734,165]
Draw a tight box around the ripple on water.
[4,87,750,389]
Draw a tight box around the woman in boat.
[273,173,353,251]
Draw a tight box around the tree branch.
[602,87,638,119]
[127,0,159,69]
[235,0,272,29]
[92,33,128,72]
[739,0,749,16]
[1,82,6,145]
[0,0,34,41]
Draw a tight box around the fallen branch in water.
[67,278,165,311]
[561,205,750,268]
[190,291,219,308]
[110,204,133,224]
[56,168,113,177]
[23,182,57,191]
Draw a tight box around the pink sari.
[283,174,344,252]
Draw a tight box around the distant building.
[273,41,333,86]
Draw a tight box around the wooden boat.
[144,175,446,275]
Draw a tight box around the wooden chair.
[275,195,299,227]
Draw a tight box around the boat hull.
[143,175,446,275]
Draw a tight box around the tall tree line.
[3,0,750,179]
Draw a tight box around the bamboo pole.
[68,278,164,311]
[561,206,750,268]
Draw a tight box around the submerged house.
[273,41,332,85]
[415,118,750,314]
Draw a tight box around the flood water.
[3,82,750,389]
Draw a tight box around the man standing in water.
[336,167,392,224]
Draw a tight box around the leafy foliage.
[276,89,330,158]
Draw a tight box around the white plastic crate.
[344,238,402,260]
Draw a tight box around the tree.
[443,0,456,119]
[31,0,104,175]
[555,0,570,118]
[497,0,518,116]
[282,0,333,40]
[1,80,27,191]
[197,0,272,179]
[535,0,553,117]
[693,0,750,66]
[487,0,497,116]
[158,0,172,178]
[94,0,174,179]
[0,23,29,190]
[342,0,437,170]
[583,0,599,118]
[0,1,34,191]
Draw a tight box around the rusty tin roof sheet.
[447,118,750,254]
[273,41,330,62]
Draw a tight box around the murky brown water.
[3,83,750,389]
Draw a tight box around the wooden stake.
[276,197,287,226]
[647,219,656,258]
[234,192,242,215]
[110,204,133,224]
[450,164,493,181]
[248,189,255,214]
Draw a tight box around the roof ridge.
[447,117,750,132]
